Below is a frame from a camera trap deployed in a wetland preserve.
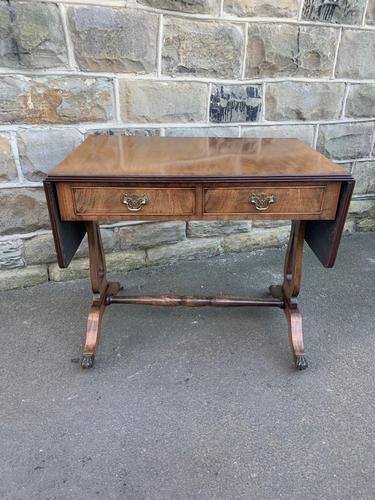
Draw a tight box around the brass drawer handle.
[122,193,149,212]
[249,193,276,211]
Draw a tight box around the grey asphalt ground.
[0,232,374,500]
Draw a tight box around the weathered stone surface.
[119,81,208,123]
[17,128,82,181]
[0,265,47,291]
[0,76,114,125]
[265,82,345,121]
[137,0,220,14]
[224,0,299,17]
[89,128,161,137]
[302,0,367,24]
[366,0,375,24]
[241,125,315,146]
[223,226,290,253]
[0,134,17,181]
[0,1,68,69]
[67,6,158,73]
[246,24,339,78]
[344,218,356,233]
[120,222,186,249]
[210,85,262,123]
[48,250,146,282]
[336,30,375,79]
[0,188,49,235]
[49,258,90,282]
[345,84,375,118]
[165,127,239,137]
[352,161,375,194]
[147,238,222,265]
[106,250,146,272]
[23,233,56,265]
[62,0,124,3]
[0,239,24,269]
[162,18,244,79]
[187,221,251,238]
[252,220,290,229]
[77,228,119,259]
[317,123,374,160]
[23,227,118,265]
[357,217,375,231]
[349,198,375,221]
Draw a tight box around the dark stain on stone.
[295,109,306,121]
[95,130,115,136]
[293,27,301,70]
[176,65,197,74]
[94,130,116,136]
[210,85,262,123]
[5,0,22,65]
[6,0,15,20]
[93,129,159,137]
[319,1,340,20]
[303,0,339,20]
[302,0,359,23]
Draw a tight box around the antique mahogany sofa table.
[44,136,354,370]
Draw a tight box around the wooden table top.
[48,136,351,183]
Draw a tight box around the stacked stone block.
[0,0,374,290]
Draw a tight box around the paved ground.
[0,232,374,500]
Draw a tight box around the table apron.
[56,181,342,222]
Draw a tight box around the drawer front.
[204,184,341,219]
[58,185,196,219]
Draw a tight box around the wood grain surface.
[47,136,351,182]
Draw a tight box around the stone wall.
[0,0,374,290]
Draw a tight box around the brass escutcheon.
[249,193,276,211]
[122,193,149,212]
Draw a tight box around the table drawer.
[204,183,341,219]
[58,185,196,219]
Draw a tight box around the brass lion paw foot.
[81,354,95,369]
[295,355,308,370]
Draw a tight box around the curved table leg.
[270,221,308,370]
[285,303,308,370]
[81,222,121,368]
[82,222,308,370]
[82,304,103,368]
[82,282,122,368]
